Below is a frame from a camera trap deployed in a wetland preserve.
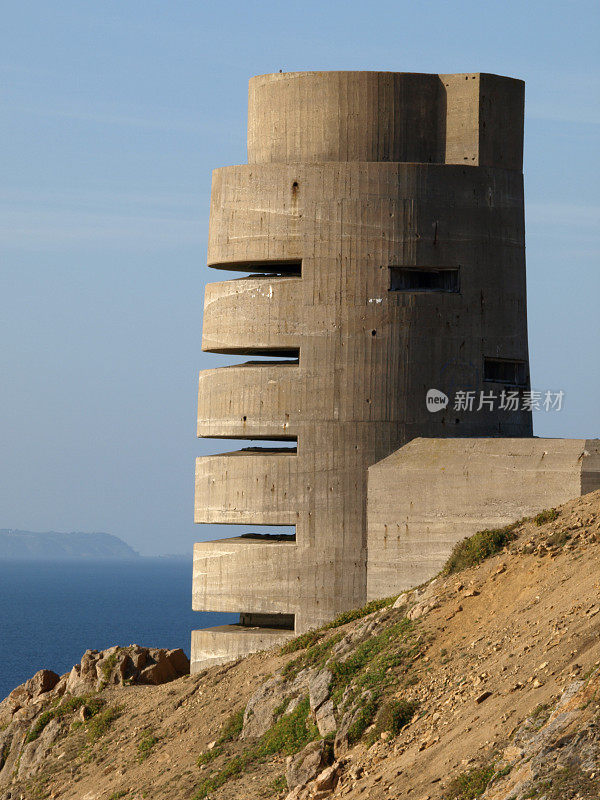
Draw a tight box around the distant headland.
[0,530,139,560]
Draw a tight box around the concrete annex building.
[190,71,600,671]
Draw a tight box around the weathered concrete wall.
[367,438,600,600]
[192,71,532,671]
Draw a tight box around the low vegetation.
[366,698,420,744]
[25,695,105,743]
[442,522,522,574]
[85,704,122,744]
[216,709,244,743]
[445,764,495,799]
[136,729,158,762]
[534,507,559,526]
[192,698,318,799]
[280,596,397,655]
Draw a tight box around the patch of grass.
[281,632,344,680]
[367,698,419,743]
[192,698,318,800]
[323,597,398,630]
[443,523,521,574]
[347,695,379,745]
[273,697,292,718]
[137,729,158,762]
[446,764,495,799]
[330,617,415,698]
[534,508,559,526]
[280,630,323,654]
[26,695,105,743]
[197,746,223,766]
[108,792,128,800]
[216,708,244,744]
[280,597,397,655]
[86,704,121,743]
[267,774,287,795]
[529,766,600,800]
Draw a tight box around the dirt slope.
[1,490,599,800]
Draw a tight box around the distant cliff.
[0,530,139,560]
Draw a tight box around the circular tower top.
[247,71,524,169]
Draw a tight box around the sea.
[0,559,237,701]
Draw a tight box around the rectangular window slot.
[210,259,302,277]
[197,524,296,542]
[238,612,295,631]
[241,358,299,366]
[239,445,297,453]
[209,346,300,358]
[484,358,528,385]
[389,266,460,293]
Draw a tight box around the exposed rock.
[314,760,343,791]
[481,669,600,799]
[309,669,332,712]
[286,739,332,790]
[1,669,60,717]
[242,669,313,740]
[315,699,337,737]
[65,645,190,695]
[17,717,62,780]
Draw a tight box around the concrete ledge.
[367,438,600,600]
[194,450,299,525]
[191,625,295,673]
[197,363,301,440]
[192,537,299,614]
[201,276,302,355]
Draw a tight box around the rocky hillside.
[1,491,600,800]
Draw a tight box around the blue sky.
[1,0,598,555]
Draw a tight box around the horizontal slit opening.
[238,445,297,453]
[238,612,295,631]
[204,346,300,358]
[209,259,302,276]
[389,266,460,293]
[483,357,528,385]
[201,431,298,442]
[195,524,296,541]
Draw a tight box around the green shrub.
[372,698,419,738]
[446,765,495,799]
[534,508,558,526]
[217,708,244,743]
[443,523,521,574]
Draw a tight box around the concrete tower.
[191,71,532,671]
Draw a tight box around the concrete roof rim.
[249,71,523,82]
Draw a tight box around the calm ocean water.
[0,559,237,701]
